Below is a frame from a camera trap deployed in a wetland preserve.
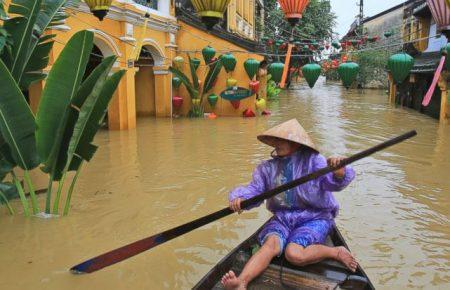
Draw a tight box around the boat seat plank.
[250,264,339,290]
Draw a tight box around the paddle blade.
[70,234,164,274]
[70,207,232,274]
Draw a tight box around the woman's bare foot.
[335,246,358,272]
[221,270,246,290]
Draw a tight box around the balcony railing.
[133,0,158,10]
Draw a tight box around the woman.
[221,119,358,290]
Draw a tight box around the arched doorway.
[134,42,166,117]
[85,44,104,79]
[135,48,156,116]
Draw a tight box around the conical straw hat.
[257,119,319,152]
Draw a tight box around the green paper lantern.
[332,41,341,49]
[338,62,360,89]
[244,58,260,80]
[387,53,414,84]
[202,46,216,64]
[269,62,285,83]
[173,56,184,69]
[384,31,393,38]
[302,64,321,88]
[221,53,237,73]
[172,77,182,89]
[207,93,219,107]
[191,58,201,71]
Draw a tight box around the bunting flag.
[280,44,293,88]
[422,55,446,107]
[131,14,151,61]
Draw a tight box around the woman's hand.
[327,157,346,179]
[229,198,243,214]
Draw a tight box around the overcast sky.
[330,0,406,36]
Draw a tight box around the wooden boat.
[193,221,375,290]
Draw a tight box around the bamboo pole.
[438,72,448,124]
[388,73,396,104]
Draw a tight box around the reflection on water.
[1,78,449,289]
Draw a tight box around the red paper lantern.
[277,0,311,26]
[172,96,183,109]
[230,100,240,109]
[249,80,260,94]
[243,108,256,118]
[427,0,450,37]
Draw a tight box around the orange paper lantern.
[277,0,310,26]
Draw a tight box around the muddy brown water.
[1,78,449,289]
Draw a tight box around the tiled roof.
[411,51,442,73]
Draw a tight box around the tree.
[263,0,337,42]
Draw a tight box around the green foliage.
[0,60,40,170]
[169,53,223,118]
[267,75,281,101]
[1,0,68,89]
[0,27,124,216]
[264,0,336,41]
[354,50,390,88]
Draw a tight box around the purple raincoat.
[229,150,355,223]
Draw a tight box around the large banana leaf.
[3,0,42,82]
[36,30,93,174]
[68,70,126,170]
[169,66,198,99]
[203,60,223,93]
[0,182,18,203]
[20,36,55,88]
[187,54,199,91]
[0,0,6,20]
[0,60,39,170]
[2,0,68,88]
[52,56,116,180]
[35,0,67,35]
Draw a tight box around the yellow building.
[22,0,265,130]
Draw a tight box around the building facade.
[391,0,449,123]
[18,0,265,130]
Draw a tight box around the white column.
[158,0,170,15]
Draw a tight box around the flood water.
[1,78,449,289]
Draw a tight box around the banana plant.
[0,29,124,216]
[0,0,76,89]
[169,54,223,117]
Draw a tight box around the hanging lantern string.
[64,9,440,66]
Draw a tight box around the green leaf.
[169,66,198,99]
[36,30,93,175]
[0,150,14,181]
[0,0,7,20]
[187,54,199,91]
[52,55,116,180]
[20,39,54,88]
[4,0,42,82]
[35,0,67,35]
[0,59,39,170]
[203,60,223,93]
[0,182,18,203]
[68,70,126,170]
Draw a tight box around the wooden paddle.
[70,130,417,274]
